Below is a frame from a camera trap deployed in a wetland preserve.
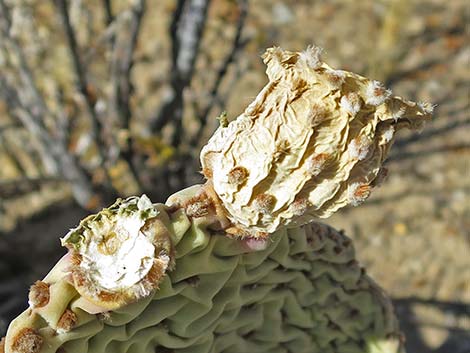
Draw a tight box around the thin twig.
[103,0,114,25]
[402,321,469,334]
[52,86,73,148]
[200,0,247,120]
[0,17,53,160]
[170,0,187,72]
[215,58,248,112]
[148,0,186,133]
[0,177,63,199]
[0,60,59,175]
[114,1,145,128]
[0,122,22,134]
[393,296,470,314]
[0,133,27,176]
[394,117,470,149]
[0,78,98,208]
[109,0,146,190]
[83,18,118,64]
[389,143,469,162]
[1,78,65,176]
[0,0,50,125]
[150,0,211,146]
[54,0,113,185]
[191,0,248,146]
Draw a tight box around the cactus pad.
[2,46,431,353]
[3,186,402,353]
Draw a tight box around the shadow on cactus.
[1,47,432,353]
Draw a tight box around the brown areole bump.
[11,328,42,353]
[28,281,50,309]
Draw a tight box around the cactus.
[2,47,431,353]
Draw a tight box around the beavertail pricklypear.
[2,47,431,353]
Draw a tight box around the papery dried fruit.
[201,47,431,235]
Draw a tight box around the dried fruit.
[60,195,174,310]
[201,47,431,235]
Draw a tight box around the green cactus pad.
[3,187,403,353]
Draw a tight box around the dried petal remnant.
[372,167,388,187]
[184,193,214,218]
[418,101,436,114]
[97,231,119,255]
[142,259,169,289]
[325,69,345,89]
[11,328,43,353]
[381,125,395,144]
[185,201,211,218]
[28,281,50,308]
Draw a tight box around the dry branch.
[54,0,111,180]
[109,0,146,190]
[191,0,248,146]
[0,177,62,199]
[150,0,211,146]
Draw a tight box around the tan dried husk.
[201,46,432,236]
[60,195,174,310]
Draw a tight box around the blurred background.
[0,0,468,352]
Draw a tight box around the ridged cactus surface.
[3,187,401,353]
